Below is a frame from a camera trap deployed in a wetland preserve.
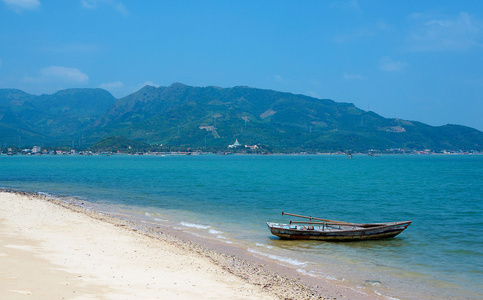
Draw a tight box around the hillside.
[88,83,483,152]
[0,88,117,146]
[1,84,482,152]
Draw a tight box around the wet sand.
[0,190,373,299]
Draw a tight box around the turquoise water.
[1,154,482,299]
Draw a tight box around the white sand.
[0,190,380,300]
[0,191,277,299]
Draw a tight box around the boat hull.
[266,221,411,241]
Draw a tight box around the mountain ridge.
[0,83,482,152]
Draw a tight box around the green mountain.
[89,83,483,152]
[0,88,116,146]
[1,84,482,152]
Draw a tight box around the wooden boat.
[267,212,411,241]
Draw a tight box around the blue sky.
[1,0,482,130]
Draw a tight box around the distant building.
[245,144,259,150]
[228,139,241,148]
[32,146,41,153]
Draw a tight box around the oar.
[289,220,410,228]
[289,221,362,226]
[282,212,351,224]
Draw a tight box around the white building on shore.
[228,139,241,148]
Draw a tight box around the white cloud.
[80,0,96,9]
[99,81,123,89]
[40,66,89,83]
[408,12,483,52]
[113,2,127,15]
[81,0,128,16]
[379,57,408,72]
[140,81,159,88]
[2,0,40,12]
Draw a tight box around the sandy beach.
[0,190,380,300]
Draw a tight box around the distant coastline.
[1,149,481,156]
[2,85,482,153]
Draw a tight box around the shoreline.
[1,152,481,157]
[0,189,375,300]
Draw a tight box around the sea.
[1,154,481,299]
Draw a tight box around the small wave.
[374,290,400,300]
[180,222,210,229]
[255,243,273,249]
[145,212,151,216]
[209,229,222,234]
[208,232,232,244]
[296,269,345,282]
[220,238,233,244]
[247,248,307,266]
[37,192,57,200]
[187,232,203,238]
[328,275,344,282]
[296,268,318,277]
[364,280,382,287]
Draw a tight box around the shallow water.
[1,154,481,299]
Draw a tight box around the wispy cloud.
[343,73,366,80]
[99,81,123,89]
[407,12,483,52]
[2,0,40,12]
[379,57,408,72]
[335,20,391,43]
[274,74,284,82]
[27,66,89,83]
[81,0,128,16]
[140,81,159,88]
[80,0,96,9]
[309,79,322,88]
